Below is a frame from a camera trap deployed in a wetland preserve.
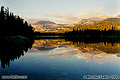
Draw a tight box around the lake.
[0,38,120,80]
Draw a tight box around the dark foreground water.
[0,39,120,80]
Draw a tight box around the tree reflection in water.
[33,39,120,54]
[0,38,33,69]
[30,38,120,65]
[1,37,120,69]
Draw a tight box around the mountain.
[76,17,120,31]
[116,14,120,18]
[32,20,60,32]
[32,20,59,29]
[33,39,120,58]
[32,15,120,33]
[99,15,114,19]
[75,15,114,26]
[34,20,56,25]
[32,20,69,32]
[76,17,103,25]
[58,24,68,26]
[103,18,120,22]
[32,20,68,28]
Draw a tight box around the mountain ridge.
[32,14,120,33]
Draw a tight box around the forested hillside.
[0,6,34,39]
[76,18,120,31]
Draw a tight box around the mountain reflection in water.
[1,38,120,69]
[0,38,120,80]
[32,39,120,64]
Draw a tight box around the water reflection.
[0,38,120,80]
[1,38,120,68]
[0,39,33,69]
[33,39,120,64]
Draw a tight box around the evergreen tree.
[0,6,34,40]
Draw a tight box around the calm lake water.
[0,38,120,80]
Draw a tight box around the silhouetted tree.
[0,6,34,40]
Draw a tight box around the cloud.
[24,7,119,24]
[45,47,117,64]
[22,17,49,24]
[45,47,81,59]
[45,54,62,58]
[56,19,79,24]
[96,57,116,64]
[64,13,80,21]
[77,9,102,19]
[45,7,119,24]
[45,14,63,18]
[26,48,49,54]
[59,14,80,24]
[45,13,81,24]
[77,7,118,19]
[99,7,118,15]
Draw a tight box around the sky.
[0,0,120,24]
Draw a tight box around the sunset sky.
[0,0,120,24]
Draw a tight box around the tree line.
[34,18,120,38]
[64,26,120,38]
[63,18,120,37]
[34,27,120,38]
[0,6,34,39]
